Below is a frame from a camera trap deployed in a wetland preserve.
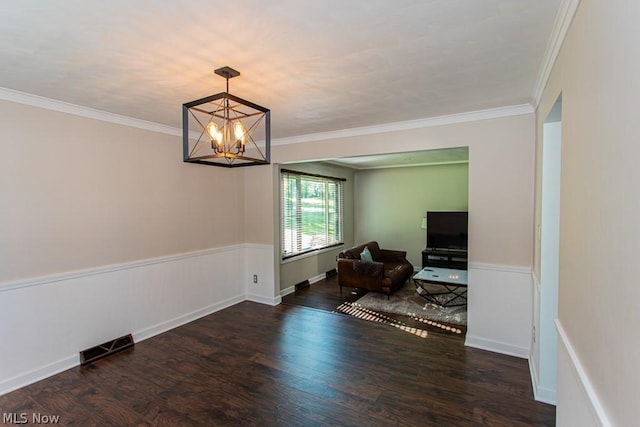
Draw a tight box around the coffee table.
[413,267,468,307]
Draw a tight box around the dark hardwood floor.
[282,275,364,312]
[282,276,468,337]
[0,286,555,426]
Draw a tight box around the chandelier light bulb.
[234,121,246,152]
[207,122,223,152]
[234,122,245,141]
[207,122,219,140]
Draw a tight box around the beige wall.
[243,164,274,245]
[272,113,535,267]
[0,64,538,393]
[0,100,243,282]
[354,163,468,267]
[536,1,640,425]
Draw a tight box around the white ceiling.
[0,1,561,140]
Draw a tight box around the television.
[426,211,468,251]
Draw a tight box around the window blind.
[280,169,345,260]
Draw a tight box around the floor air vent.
[80,333,134,366]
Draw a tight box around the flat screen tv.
[426,211,468,250]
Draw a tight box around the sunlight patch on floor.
[335,302,429,338]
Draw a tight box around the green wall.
[354,162,468,268]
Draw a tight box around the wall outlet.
[253,274,258,284]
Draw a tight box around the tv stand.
[422,248,468,270]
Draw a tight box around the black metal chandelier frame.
[182,66,271,168]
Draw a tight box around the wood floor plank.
[0,295,554,426]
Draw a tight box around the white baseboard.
[246,293,282,306]
[279,272,329,298]
[0,293,247,397]
[0,293,276,396]
[0,355,79,397]
[134,294,247,342]
[309,273,326,284]
[556,320,612,426]
[280,285,296,297]
[0,244,279,397]
[465,334,529,359]
[528,356,557,405]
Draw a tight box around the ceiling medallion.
[182,66,270,167]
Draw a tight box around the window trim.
[280,169,347,183]
[280,169,345,261]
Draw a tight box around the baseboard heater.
[80,333,134,366]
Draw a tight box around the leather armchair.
[337,241,413,297]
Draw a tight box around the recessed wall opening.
[533,93,562,404]
[278,147,469,334]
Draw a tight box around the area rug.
[352,281,467,326]
[335,302,463,335]
[335,303,431,338]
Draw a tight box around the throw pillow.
[360,246,373,263]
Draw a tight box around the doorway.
[535,94,562,404]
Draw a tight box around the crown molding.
[325,159,469,171]
[272,104,534,146]
[532,0,582,107]
[0,87,180,137]
[1,86,535,145]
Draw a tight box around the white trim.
[356,160,469,170]
[280,285,296,297]
[246,293,282,306]
[532,269,541,292]
[0,245,244,293]
[464,335,529,359]
[532,0,582,107]
[308,273,326,284]
[0,292,248,397]
[279,272,330,298]
[1,87,534,147]
[325,159,469,171]
[272,104,534,146]
[242,243,274,251]
[468,262,531,275]
[529,270,557,404]
[529,356,557,405]
[280,244,345,264]
[0,355,78,397]
[0,87,181,136]
[134,294,246,342]
[465,263,532,359]
[556,320,613,427]
[0,243,282,396]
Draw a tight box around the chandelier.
[182,66,270,167]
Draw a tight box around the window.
[280,169,345,260]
